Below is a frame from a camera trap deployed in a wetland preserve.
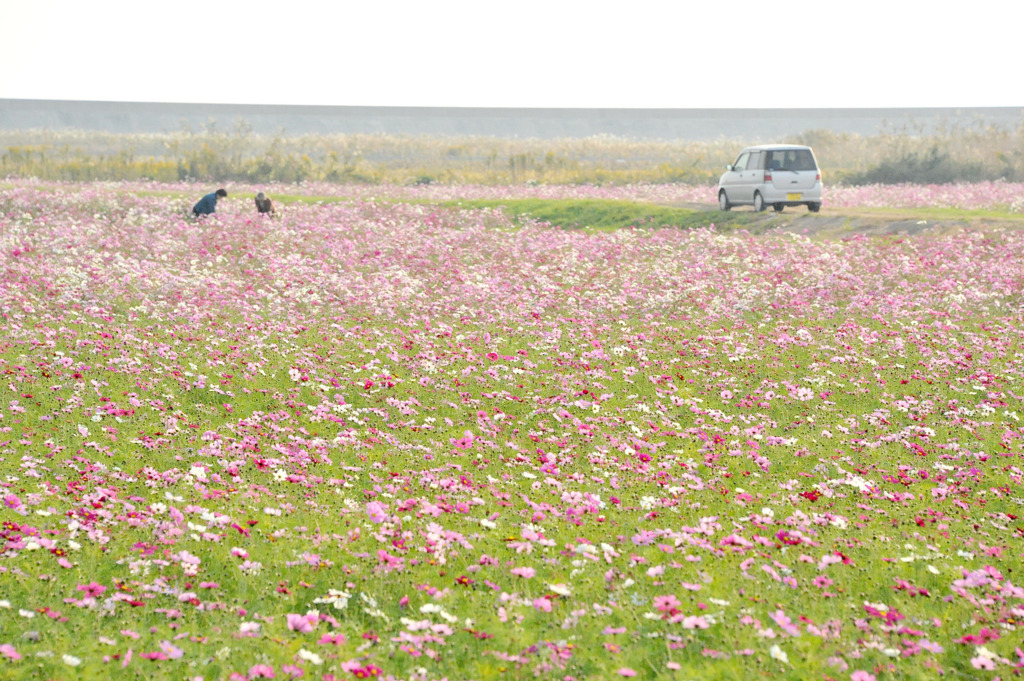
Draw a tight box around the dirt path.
[673,202,1024,238]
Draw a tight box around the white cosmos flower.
[547,583,571,596]
[297,649,323,665]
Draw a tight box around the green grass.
[440,198,757,231]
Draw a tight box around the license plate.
[787,193,802,201]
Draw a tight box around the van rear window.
[766,149,816,171]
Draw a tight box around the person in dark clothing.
[254,192,276,216]
[193,188,228,217]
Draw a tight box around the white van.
[717,145,822,212]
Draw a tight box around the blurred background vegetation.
[2,117,1023,185]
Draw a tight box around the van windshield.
[766,149,816,172]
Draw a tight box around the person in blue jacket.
[192,188,228,217]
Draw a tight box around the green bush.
[843,146,992,185]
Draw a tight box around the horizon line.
[4,98,1023,114]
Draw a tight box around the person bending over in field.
[192,188,228,217]
[255,191,276,216]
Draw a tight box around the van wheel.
[808,202,821,213]
[718,191,731,211]
[753,192,766,212]
[773,204,784,213]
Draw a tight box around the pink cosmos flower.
[318,633,346,646]
[653,595,681,612]
[249,664,276,678]
[77,581,107,598]
[770,609,802,637]
[510,566,536,578]
[532,597,552,612]
[159,641,185,659]
[285,613,317,633]
[451,431,475,449]
[366,501,388,524]
[850,672,876,681]
[680,615,709,629]
[376,549,405,571]
[618,669,637,677]
[0,644,22,660]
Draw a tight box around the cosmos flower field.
[2,180,1024,680]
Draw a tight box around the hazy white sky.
[1,0,1018,109]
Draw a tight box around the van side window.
[747,151,763,170]
[733,152,750,171]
